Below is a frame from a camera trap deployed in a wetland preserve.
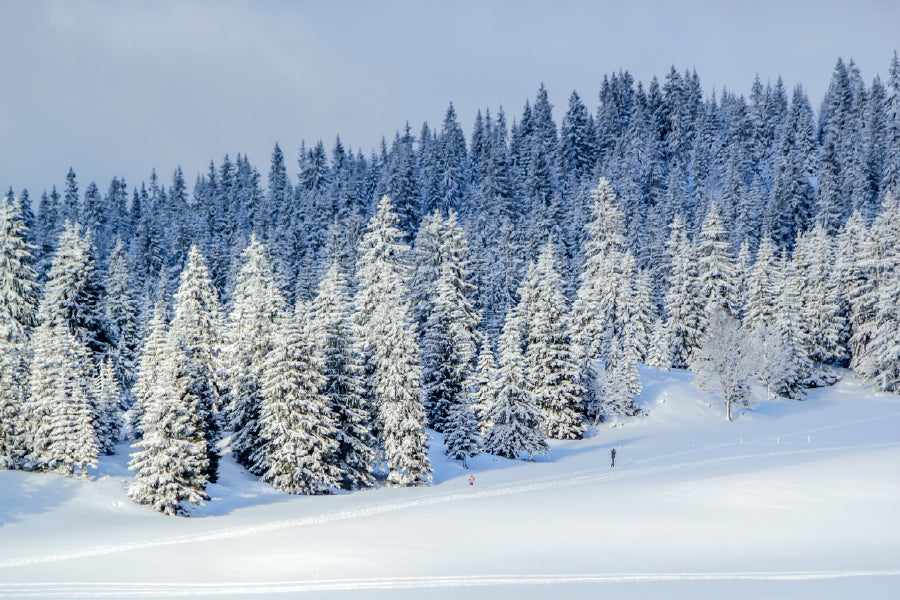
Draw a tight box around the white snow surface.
[1,368,899,599]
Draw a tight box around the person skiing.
[469,474,475,487]
[610,447,616,468]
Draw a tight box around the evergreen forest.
[2,55,900,515]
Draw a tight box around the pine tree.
[869,261,900,392]
[129,299,169,438]
[225,236,286,474]
[743,237,779,333]
[571,178,629,364]
[413,210,480,431]
[420,285,463,432]
[93,357,123,455]
[599,334,643,418]
[733,240,752,318]
[27,221,111,475]
[839,211,875,368]
[437,103,469,213]
[883,52,900,196]
[63,168,79,223]
[257,311,339,494]
[104,237,139,400]
[769,85,815,248]
[0,198,39,469]
[354,195,410,354]
[355,196,432,486]
[469,339,498,434]
[771,253,811,399]
[373,298,432,486]
[664,214,703,368]
[38,221,112,366]
[522,242,584,439]
[408,212,444,330]
[483,292,548,459]
[792,224,846,367]
[646,318,672,378]
[696,203,737,319]
[443,394,481,467]
[859,194,900,390]
[168,246,223,485]
[310,261,375,491]
[559,90,597,186]
[128,351,209,516]
[628,268,656,363]
[27,322,99,476]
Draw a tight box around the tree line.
[1,54,899,514]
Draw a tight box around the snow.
[2,368,899,599]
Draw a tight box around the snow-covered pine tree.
[355,196,432,486]
[646,317,672,379]
[482,291,548,459]
[868,259,900,392]
[129,298,169,438]
[435,209,480,357]
[93,357,123,455]
[664,214,703,368]
[256,309,339,494]
[743,237,779,333]
[599,332,643,418]
[522,241,584,440]
[104,237,139,401]
[733,240,751,318]
[0,197,39,469]
[771,252,811,399]
[408,211,444,330]
[225,236,286,475]
[420,284,462,432]
[443,393,481,467]
[27,321,99,476]
[372,298,432,486]
[418,212,480,432]
[696,202,737,320]
[168,246,224,485]
[353,194,410,409]
[838,211,876,369]
[792,223,846,369]
[468,213,525,340]
[37,221,112,366]
[599,250,645,418]
[469,339,498,434]
[629,268,656,363]
[859,193,900,390]
[26,221,111,475]
[310,261,375,491]
[128,351,209,516]
[571,177,628,365]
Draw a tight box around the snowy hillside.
[2,369,898,599]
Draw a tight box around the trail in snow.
[1,571,899,597]
[2,440,896,570]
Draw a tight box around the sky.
[1,0,898,199]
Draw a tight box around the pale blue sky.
[1,0,897,198]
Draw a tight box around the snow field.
[1,370,899,599]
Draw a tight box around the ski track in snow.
[1,440,897,571]
[0,571,899,597]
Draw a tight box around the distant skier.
[610,448,616,468]
[469,474,475,487]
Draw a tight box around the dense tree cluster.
[2,55,900,512]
